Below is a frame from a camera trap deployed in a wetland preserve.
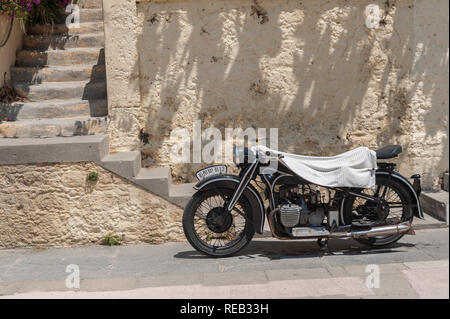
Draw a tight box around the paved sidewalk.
[0,228,448,299]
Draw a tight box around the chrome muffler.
[330,222,414,239]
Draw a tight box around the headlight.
[233,146,255,164]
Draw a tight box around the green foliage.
[0,0,67,25]
[27,0,63,25]
[87,171,99,182]
[102,234,123,246]
[0,0,36,21]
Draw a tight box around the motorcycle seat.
[375,145,402,159]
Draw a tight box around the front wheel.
[342,174,414,247]
[183,188,255,257]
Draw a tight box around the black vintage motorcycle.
[182,145,423,257]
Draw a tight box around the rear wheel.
[342,174,414,247]
[183,188,255,257]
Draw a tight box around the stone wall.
[0,163,183,248]
[104,0,448,188]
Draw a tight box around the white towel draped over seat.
[252,145,378,189]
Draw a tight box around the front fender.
[194,175,266,234]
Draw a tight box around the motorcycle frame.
[195,153,424,235]
[225,160,383,214]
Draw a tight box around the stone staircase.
[0,135,196,208]
[0,0,196,209]
[0,0,107,137]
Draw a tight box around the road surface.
[0,228,448,298]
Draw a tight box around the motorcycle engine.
[277,185,325,227]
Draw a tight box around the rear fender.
[194,175,266,234]
[375,171,424,219]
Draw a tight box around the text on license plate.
[196,165,227,181]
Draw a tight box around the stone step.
[0,131,194,208]
[26,22,104,35]
[62,9,104,23]
[0,98,107,120]
[75,0,103,9]
[169,183,196,208]
[101,151,142,178]
[16,47,105,67]
[11,65,106,84]
[14,80,106,101]
[132,167,171,198]
[23,33,104,50]
[420,190,449,225]
[412,212,448,230]
[443,172,449,192]
[0,134,109,165]
[0,116,107,138]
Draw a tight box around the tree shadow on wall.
[134,0,448,185]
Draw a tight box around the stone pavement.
[0,228,448,299]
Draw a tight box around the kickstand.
[317,238,332,255]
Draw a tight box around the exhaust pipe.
[330,222,413,239]
[268,207,414,240]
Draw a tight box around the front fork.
[225,162,259,214]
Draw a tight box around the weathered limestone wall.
[0,16,23,87]
[102,0,142,151]
[104,0,448,188]
[409,0,449,188]
[0,163,183,248]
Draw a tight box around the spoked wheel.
[183,188,255,257]
[342,174,414,247]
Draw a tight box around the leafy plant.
[102,234,123,246]
[27,0,63,25]
[0,0,70,25]
[86,171,99,182]
[0,0,41,21]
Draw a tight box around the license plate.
[196,165,227,181]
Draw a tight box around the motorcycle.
[182,144,423,257]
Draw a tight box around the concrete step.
[420,190,449,225]
[101,151,141,178]
[169,183,196,208]
[0,131,194,208]
[0,98,107,120]
[26,22,104,35]
[11,64,106,84]
[443,172,449,192]
[0,116,107,138]
[132,167,171,197]
[13,80,106,101]
[412,212,448,230]
[23,33,104,50]
[16,47,105,67]
[63,9,104,23]
[0,134,109,165]
[75,0,103,9]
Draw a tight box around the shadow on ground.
[174,238,415,260]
